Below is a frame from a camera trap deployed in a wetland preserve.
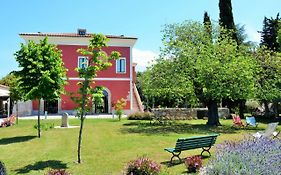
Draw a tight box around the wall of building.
[13,100,33,116]
[57,45,131,78]
[152,108,230,120]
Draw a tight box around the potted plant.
[185,155,202,173]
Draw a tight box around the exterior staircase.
[132,83,144,112]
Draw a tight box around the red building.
[19,29,143,115]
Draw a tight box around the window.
[78,56,88,69]
[116,58,126,73]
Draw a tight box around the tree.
[219,0,238,42]
[259,14,281,117]
[143,21,256,126]
[14,37,67,138]
[142,57,196,108]
[254,47,281,117]
[203,11,212,40]
[278,26,281,50]
[74,34,120,163]
[260,13,280,52]
[0,73,22,123]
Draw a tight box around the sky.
[0,0,280,78]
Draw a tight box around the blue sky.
[0,0,280,78]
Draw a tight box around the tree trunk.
[16,101,19,124]
[207,100,221,126]
[272,101,279,118]
[37,99,41,138]
[263,100,270,117]
[77,79,89,164]
[77,114,85,163]
[238,99,246,118]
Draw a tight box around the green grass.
[0,118,280,175]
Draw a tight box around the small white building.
[0,85,10,117]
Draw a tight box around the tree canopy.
[219,0,238,42]
[260,13,280,52]
[142,21,256,125]
[254,47,281,103]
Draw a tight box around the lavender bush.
[0,161,7,175]
[200,138,281,175]
[126,156,161,175]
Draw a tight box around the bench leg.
[201,147,211,156]
[170,152,181,164]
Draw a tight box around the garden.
[0,0,281,174]
[0,118,280,174]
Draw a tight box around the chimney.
[77,29,86,35]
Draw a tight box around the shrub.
[34,122,54,131]
[126,156,161,175]
[47,169,71,175]
[0,161,7,175]
[127,112,154,120]
[200,138,281,175]
[185,156,202,173]
[114,98,127,121]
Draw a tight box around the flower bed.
[200,138,281,175]
[125,156,161,175]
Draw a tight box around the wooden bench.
[164,134,219,163]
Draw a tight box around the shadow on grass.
[121,121,241,135]
[0,135,37,145]
[15,160,68,174]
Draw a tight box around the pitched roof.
[19,33,137,40]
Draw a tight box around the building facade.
[20,30,143,115]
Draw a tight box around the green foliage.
[14,37,67,137]
[127,112,154,120]
[14,37,67,101]
[260,13,280,52]
[34,122,54,131]
[278,26,281,50]
[143,21,255,104]
[254,47,281,102]
[74,34,120,117]
[74,34,120,163]
[142,21,256,125]
[219,0,238,42]
[0,73,22,102]
[0,72,17,86]
[203,11,212,40]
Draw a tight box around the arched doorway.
[93,89,110,114]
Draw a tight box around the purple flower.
[200,138,281,175]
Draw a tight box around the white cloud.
[132,48,158,72]
[245,25,261,44]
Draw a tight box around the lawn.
[0,118,279,175]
